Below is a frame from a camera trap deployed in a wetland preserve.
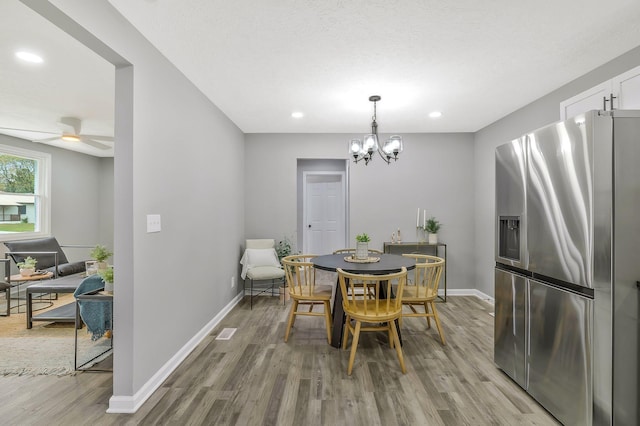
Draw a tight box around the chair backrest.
[282,254,318,297]
[401,254,444,299]
[333,248,383,255]
[4,237,69,269]
[337,267,407,318]
[246,239,275,249]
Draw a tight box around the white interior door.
[304,173,346,254]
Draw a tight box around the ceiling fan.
[0,117,113,150]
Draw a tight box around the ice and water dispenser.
[498,216,520,262]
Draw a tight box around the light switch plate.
[147,214,161,233]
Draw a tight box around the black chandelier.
[348,95,403,165]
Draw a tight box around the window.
[0,144,50,240]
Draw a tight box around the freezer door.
[526,112,604,288]
[495,138,527,269]
[494,268,527,388]
[528,279,593,426]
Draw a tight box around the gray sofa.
[4,237,87,277]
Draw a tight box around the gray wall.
[473,45,640,298]
[0,133,111,262]
[245,133,476,292]
[34,0,246,402]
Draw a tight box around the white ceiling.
[0,2,114,157]
[3,0,640,156]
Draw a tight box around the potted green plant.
[90,244,113,270]
[425,217,441,244]
[355,233,371,260]
[275,237,292,261]
[17,256,37,277]
[99,266,114,293]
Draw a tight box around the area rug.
[0,294,112,376]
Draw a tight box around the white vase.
[104,281,114,293]
[20,267,35,277]
[428,233,438,244]
[355,241,369,259]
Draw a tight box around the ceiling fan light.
[61,134,80,142]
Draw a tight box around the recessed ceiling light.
[429,111,442,118]
[15,51,44,63]
[291,112,304,119]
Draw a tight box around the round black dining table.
[313,253,416,348]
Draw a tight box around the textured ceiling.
[2,0,640,157]
[108,0,640,133]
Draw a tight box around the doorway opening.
[297,159,348,254]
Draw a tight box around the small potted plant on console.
[425,217,441,244]
[99,266,114,293]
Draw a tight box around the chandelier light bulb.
[350,139,362,154]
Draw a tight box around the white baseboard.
[442,288,494,304]
[106,291,244,414]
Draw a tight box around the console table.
[75,290,113,371]
[383,241,447,302]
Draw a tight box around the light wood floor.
[0,296,559,425]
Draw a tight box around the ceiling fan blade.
[81,138,112,150]
[0,126,59,135]
[81,134,114,142]
[33,136,61,143]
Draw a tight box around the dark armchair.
[4,237,88,278]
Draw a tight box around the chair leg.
[342,315,351,349]
[390,320,407,374]
[250,278,254,310]
[347,320,362,375]
[284,300,298,342]
[424,302,432,328]
[1,288,9,317]
[323,300,332,344]
[430,301,446,345]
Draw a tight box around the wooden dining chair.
[337,267,407,375]
[332,248,383,299]
[400,254,446,345]
[282,255,333,344]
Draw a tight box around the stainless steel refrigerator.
[494,110,640,426]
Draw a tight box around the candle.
[423,209,426,228]
[417,208,420,227]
